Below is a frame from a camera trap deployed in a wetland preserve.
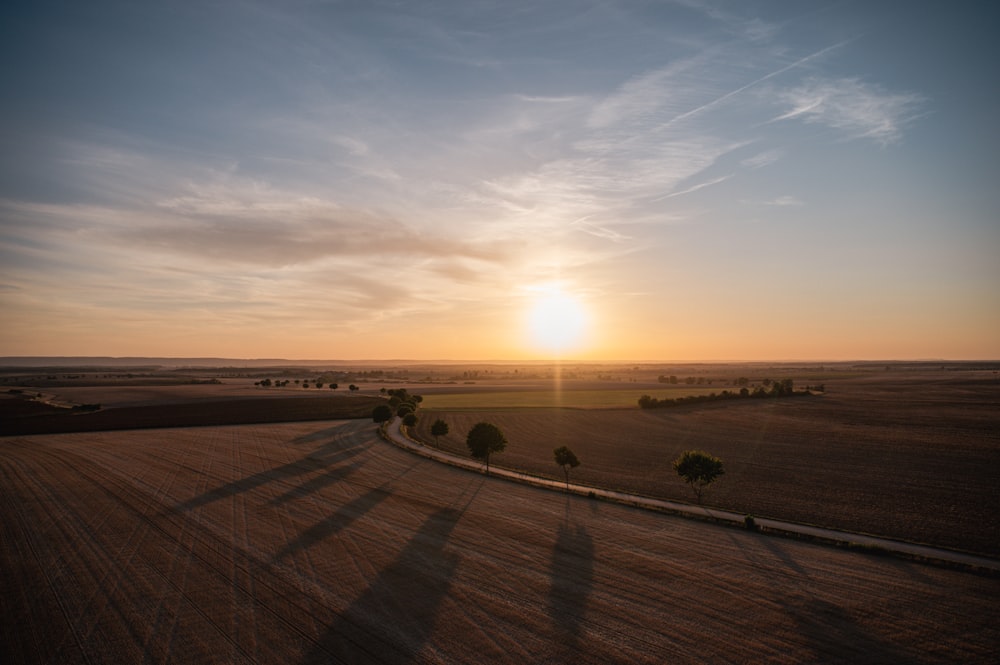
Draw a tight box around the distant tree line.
[658,375,714,385]
[639,379,817,409]
[254,378,358,390]
[656,375,826,391]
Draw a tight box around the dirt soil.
[411,373,1000,557]
[2,420,997,664]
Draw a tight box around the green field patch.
[421,387,720,410]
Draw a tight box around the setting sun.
[526,287,589,355]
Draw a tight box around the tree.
[673,450,724,503]
[553,446,580,489]
[430,418,449,444]
[403,412,417,427]
[372,404,393,424]
[396,403,415,418]
[466,422,507,476]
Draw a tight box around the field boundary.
[381,418,1000,576]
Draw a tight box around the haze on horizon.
[1,1,997,362]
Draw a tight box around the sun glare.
[526,287,589,355]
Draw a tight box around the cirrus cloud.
[772,77,925,146]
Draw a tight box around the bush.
[372,404,393,423]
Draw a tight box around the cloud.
[765,195,803,206]
[652,174,732,202]
[737,195,803,209]
[586,59,705,130]
[0,194,488,336]
[6,194,507,270]
[331,135,370,157]
[761,195,803,206]
[670,0,779,42]
[741,149,783,169]
[772,77,925,145]
[660,40,852,129]
[515,94,583,104]
[571,218,632,242]
[479,57,753,221]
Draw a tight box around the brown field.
[2,419,998,663]
[0,392,383,436]
[411,371,1000,557]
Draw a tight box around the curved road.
[385,418,1000,573]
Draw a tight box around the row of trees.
[391,415,725,503]
[372,388,424,427]
[256,378,361,391]
[372,395,727,502]
[658,375,714,385]
[638,380,812,409]
[464,423,585,491]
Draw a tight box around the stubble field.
[2,418,998,664]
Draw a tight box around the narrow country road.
[385,418,1000,573]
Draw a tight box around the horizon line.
[2,355,998,367]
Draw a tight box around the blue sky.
[1,0,997,360]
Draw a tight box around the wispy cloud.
[658,40,853,129]
[671,0,779,42]
[652,174,732,202]
[742,195,803,207]
[772,77,925,145]
[741,149,783,169]
[571,218,632,242]
[2,195,508,271]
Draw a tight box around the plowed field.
[2,420,997,663]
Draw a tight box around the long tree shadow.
[175,435,367,512]
[742,532,914,662]
[273,485,391,562]
[274,458,422,563]
[757,531,809,578]
[290,424,362,446]
[267,455,366,507]
[547,497,595,656]
[789,595,911,663]
[300,506,465,664]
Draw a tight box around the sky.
[1,0,998,361]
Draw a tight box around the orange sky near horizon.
[4,278,995,362]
